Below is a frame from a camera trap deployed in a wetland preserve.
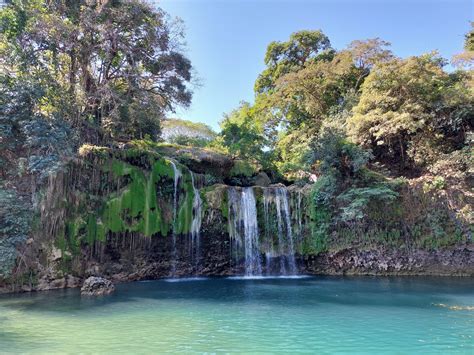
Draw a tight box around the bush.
[308,125,372,178]
[337,185,398,222]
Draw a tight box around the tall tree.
[254,30,333,94]
[217,102,266,162]
[348,53,473,169]
[0,0,193,141]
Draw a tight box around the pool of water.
[0,276,473,353]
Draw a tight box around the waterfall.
[190,172,202,269]
[170,161,181,276]
[242,188,262,276]
[262,187,298,275]
[228,187,262,276]
[277,188,297,275]
[263,189,274,275]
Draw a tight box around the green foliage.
[0,187,32,277]
[348,53,473,169]
[311,174,339,207]
[465,22,474,51]
[308,125,372,178]
[337,185,398,222]
[0,0,193,141]
[217,34,397,178]
[422,176,446,192]
[217,102,266,160]
[255,30,333,94]
[168,135,212,148]
[306,181,332,254]
[218,28,472,183]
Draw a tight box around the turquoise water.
[0,276,473,353]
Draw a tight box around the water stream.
[227,186,300,277]
[170,161,181,276]
[276,187,297,275]
[190,172,202,269]
[228,187,262,276]
[262,187,298,275]
[165,177,301,277]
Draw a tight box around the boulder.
[253,172,271,187]
[81,276,115,296]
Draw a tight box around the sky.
[158,0,473,131]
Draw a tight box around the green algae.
[98,158,176,238]
[55,153,201,256]
[176,173,195,235]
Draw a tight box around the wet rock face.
[81,277,115,296]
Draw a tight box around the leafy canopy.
[0,0,193,141]
[348,53,473,169]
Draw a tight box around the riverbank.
[2,244,472,294]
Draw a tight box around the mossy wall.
[51,150,198,260]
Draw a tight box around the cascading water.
[262,187,298,275]
[263,188,274,275]
[170,161,181,276]
[190,172,202,269]
[274,189,287,274]
[228,187,262,276]
[241,188,262,276]
[277,187,297,275]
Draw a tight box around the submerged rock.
[81,277,115,296]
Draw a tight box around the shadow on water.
[1,276,473,314]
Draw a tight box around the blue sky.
[159,0,473,131]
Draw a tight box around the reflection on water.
[163,277,210,282]
[227,275,311,280]
[0,276,473,353]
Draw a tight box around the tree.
[254,30,333,94]
[348,52,473,170]
[452,23,473,87]
[273,51,357,129]
[308,123,371,179]
[346,38,393,87]
[255,39,391,177]
[0,0,193,141]
[217,102,266,162]
[273,38,393,127]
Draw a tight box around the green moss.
[306,207,330,254]
[98,158,175,238]
[65,219,82,254]
[60,153,200,252]
[176,172,195,235]
[303,182,332,255]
